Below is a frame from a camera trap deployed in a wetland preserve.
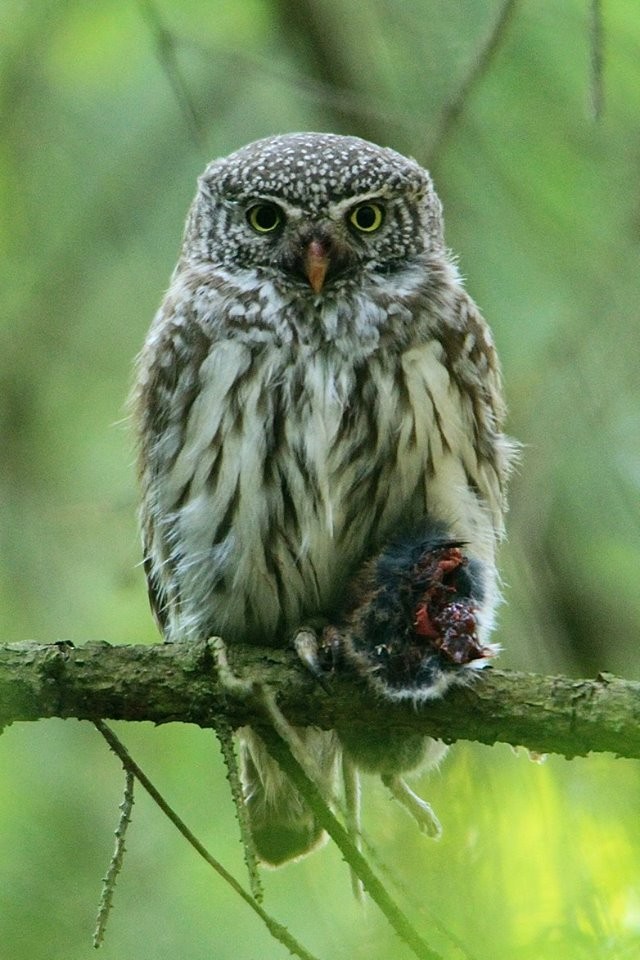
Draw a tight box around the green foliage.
[1,1,640,957]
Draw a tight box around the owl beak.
[303,239,330,293]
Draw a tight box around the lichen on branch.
[1,640,639,761]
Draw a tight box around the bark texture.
[1,640,639,761]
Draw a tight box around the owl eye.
[247,203,284,234]
[349,202,384,233]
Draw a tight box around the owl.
[133,132,514,866]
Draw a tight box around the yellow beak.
[303,240,330,293]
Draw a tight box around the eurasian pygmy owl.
[133,133,514,866]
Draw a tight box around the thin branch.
[2,641,640,762]
[180,35,406,135]
[270,0,387,143]
[214,720,264,903]
[588,0,604,120]
[426,0,519,163]
[256,684,477,960]
[256,717,444,960]
[93,767,134,948]
[136,0,204,149]
[93,720,322,960]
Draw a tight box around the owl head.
[181,133,444,293]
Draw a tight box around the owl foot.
[292,627,332,693]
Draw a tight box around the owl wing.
[142,548,169,635]
[132,300,215,641]
[437,290,517,531]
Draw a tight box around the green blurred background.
[2,1,640,958]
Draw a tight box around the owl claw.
[293,628,332,693]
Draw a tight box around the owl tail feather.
[239,726,338,866]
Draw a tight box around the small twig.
[427,0,519,162]
[136,0,204,148]
[334,800,480,960]
[181,35,406,134]
[588,0,604,120]
[341,753,364,900]
[93,720,323,960]
[258,687,341,807]
[236,679,473,956]
[256,713,445,960]
[93,768,134,948]
[214,720,264,903]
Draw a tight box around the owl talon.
[293,628,332,693]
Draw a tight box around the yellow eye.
[349,202,384,233]
[247,203,283,233]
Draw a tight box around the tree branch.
[1,640,639,761]
[426,0,519,162]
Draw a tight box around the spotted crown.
[180,132,444,270]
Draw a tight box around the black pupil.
[254,205,279,230]
[356,205,377,229]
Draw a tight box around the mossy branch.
[1,640,639,761]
